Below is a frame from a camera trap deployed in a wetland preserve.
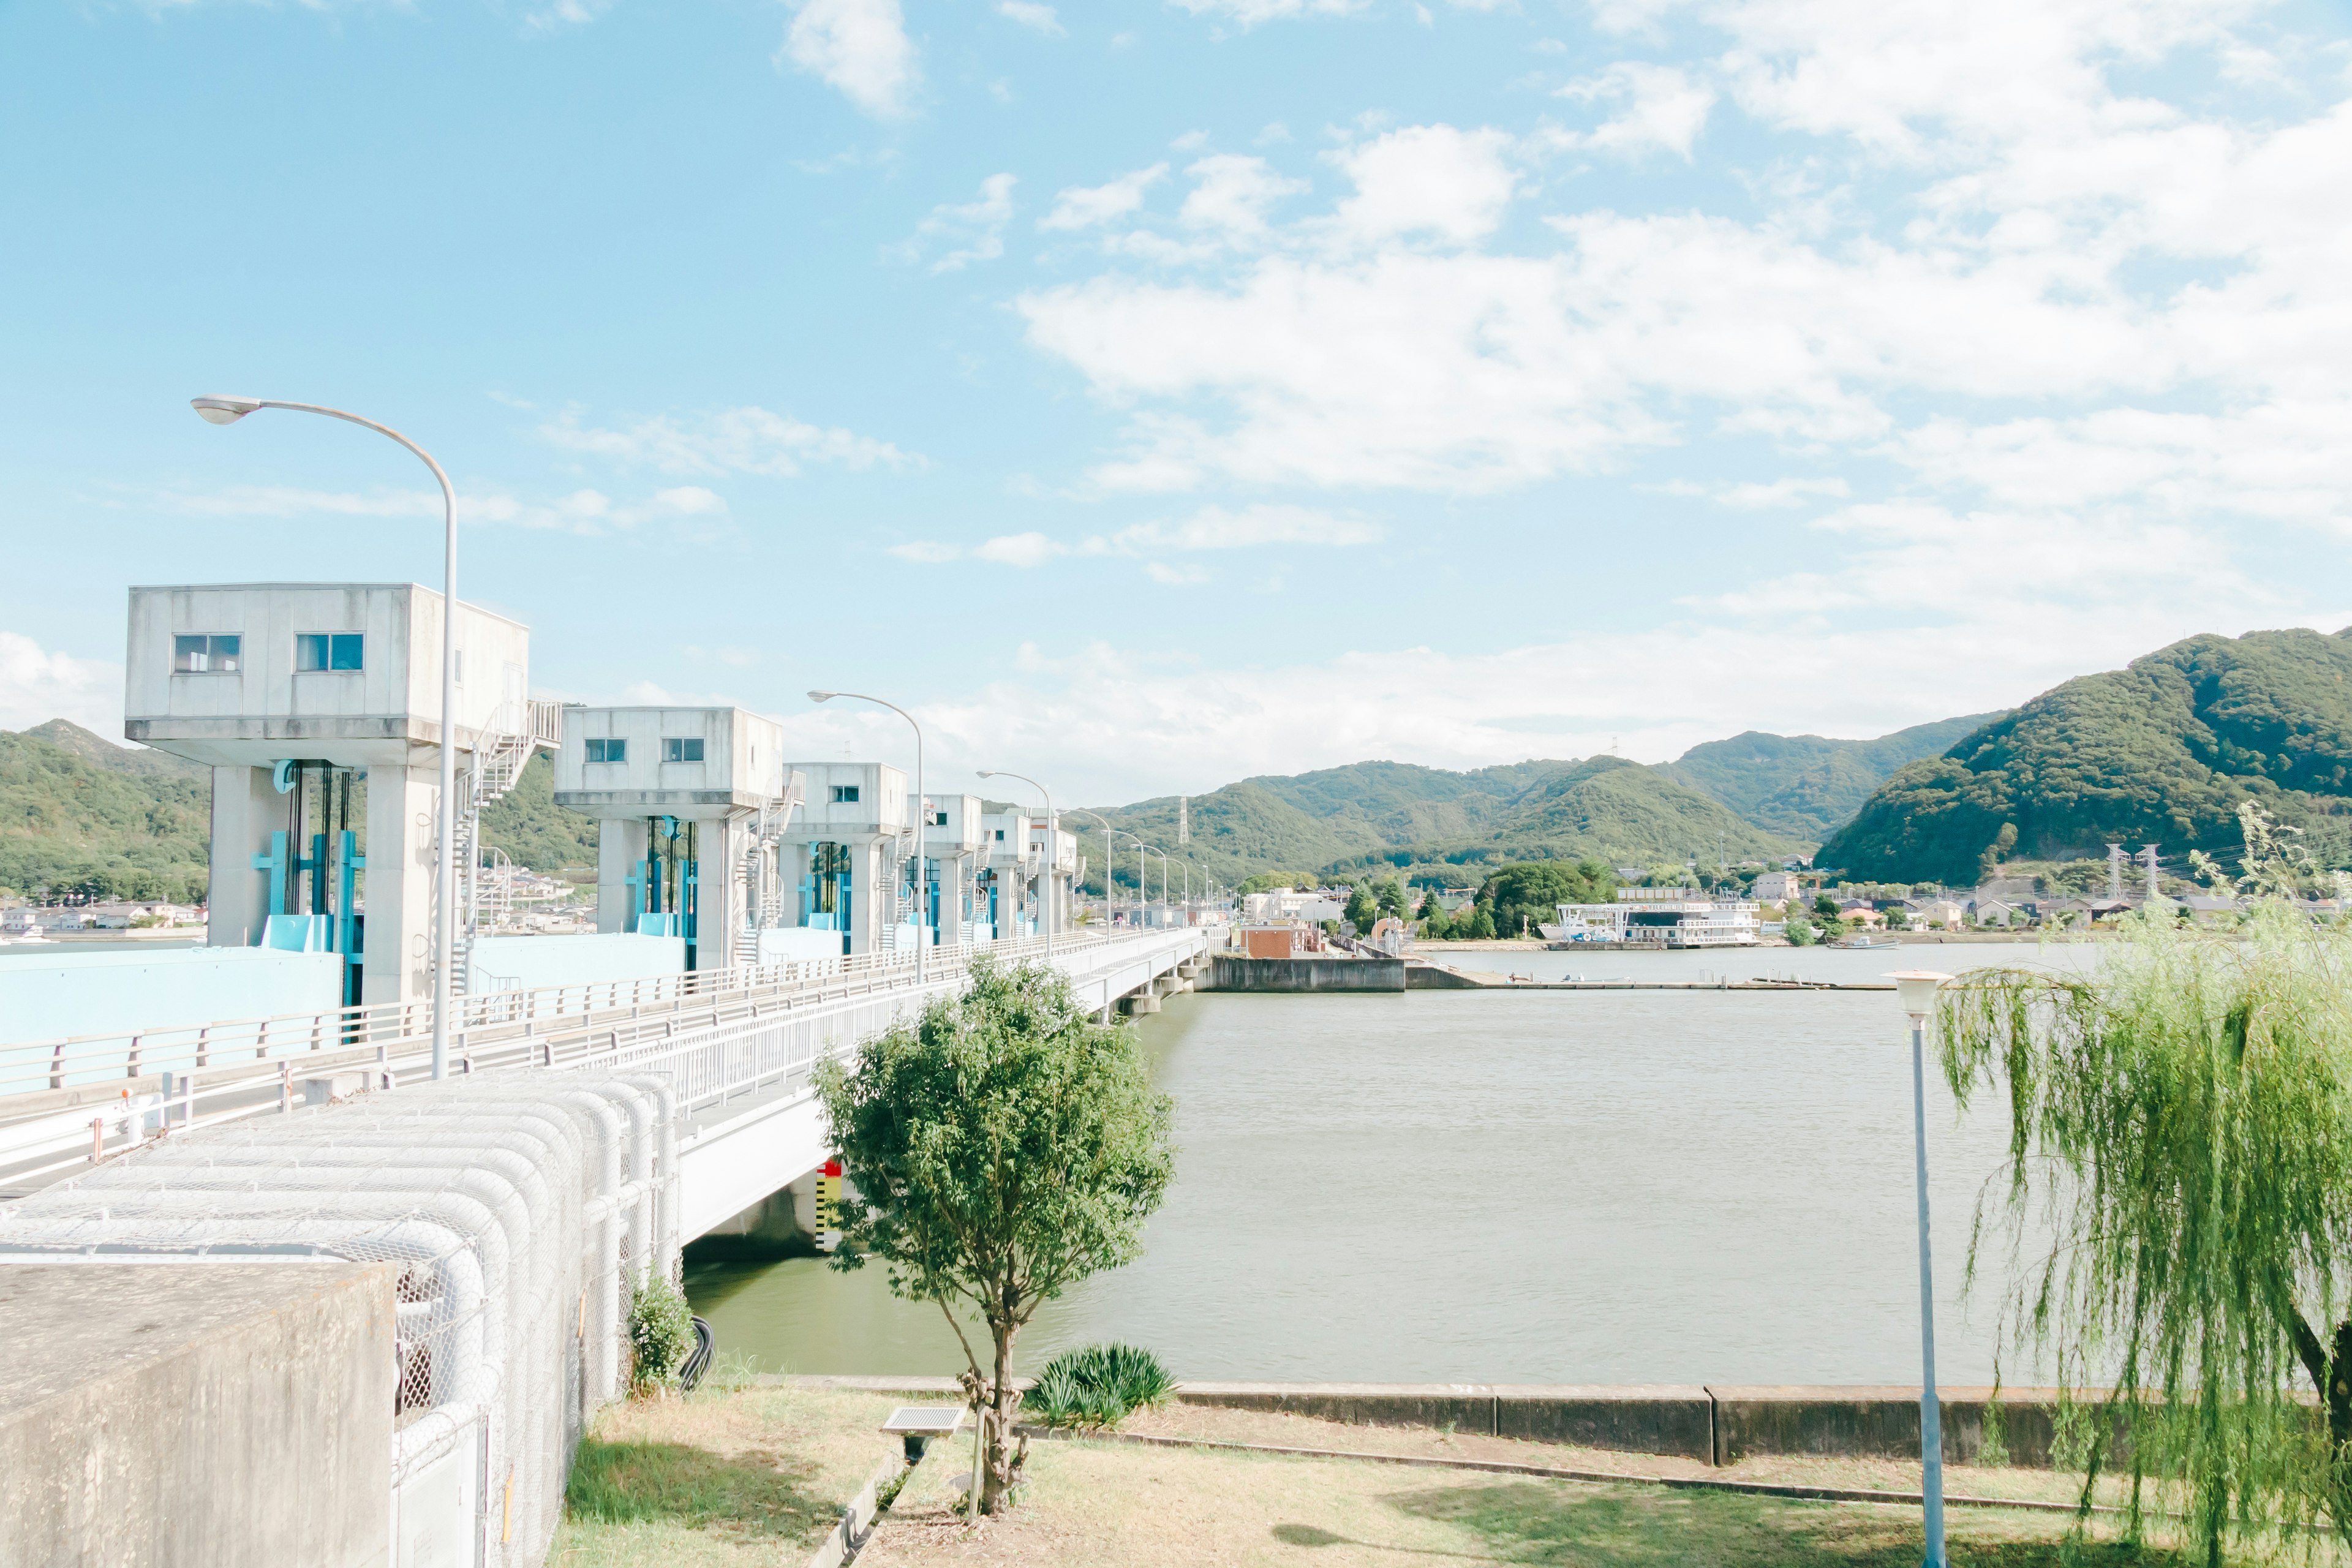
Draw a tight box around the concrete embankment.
[776,1376,2070,1468]
[0,1261,397,1568]
[1202,956,1406,992]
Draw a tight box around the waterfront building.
[1751,870,1804,903]
[1242,889,1346,924]
[1540,886,1762,948]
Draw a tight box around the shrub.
[1023,1343,1175,1429]
[627,1275,693,1396]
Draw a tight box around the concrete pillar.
[850,839,881,956]
[696,815,752,971]
[597,819,649,936]
[206,765,281,949]
[361,761,439,1009]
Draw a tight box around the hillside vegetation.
[0,723,598,905]
[1084,755,1809,892]
[1664,714,1999,840]
[0,722,209,901]
[1819,628,2352,885]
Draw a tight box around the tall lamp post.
[1147,846,1170,925]
[976,769,1055,960]
[1889,968,1954,1568]
[810,690,925,987]
[1068,809,1115,930]
[191,394,462,1082]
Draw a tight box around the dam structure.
[0,582,1212,1568]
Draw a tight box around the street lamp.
[810,690,925,987]
[1888,968,1955,1568]
[976,769,1055,960]
[1067,809,1117,930]
[1149,846,1170,922]
[192,395,462,1082]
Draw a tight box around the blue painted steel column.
[1912,1013,1948,1568]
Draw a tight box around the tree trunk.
[981,1321,1017,1515]
[2288,1313,2352,1531]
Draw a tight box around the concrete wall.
[1174,1382,1714,1461]
[0,946,345,1048]
[466,931,687,992]
[1709,1385,2067,1468]
[1205,956,1406,992]
[1177,1381,2071,1467]
[0,1260,396,1568]
[758,927,846,965]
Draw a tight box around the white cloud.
[0,631,122,737]
[1331,125,1517,243]
[887,504,1382,568]
[522,0,613,31]
[874,500,2328,803]
[1179,155,1310,238]
[782,0,917,119]
[974,530,1068,567]
[1553,62,1714,159]
[898,173,1017,271]
[1166,0,1367,23]
[538,405,916,476]
[1657,475,1852,508]
[1115,502,1382,549]
[151,481,732,537]
[1146,562,1213,585]
[997,0,1064,34]
[1041,165,1169,232]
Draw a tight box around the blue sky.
[4,0,2350,803]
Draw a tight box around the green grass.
[549,1385,900,1567]
[865,1438,2229,1567]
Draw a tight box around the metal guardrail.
[0,927,1201,1192]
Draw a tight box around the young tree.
[1941,896,2352,1562]
[816,961,1175,1515]
[1341,884,1379,931]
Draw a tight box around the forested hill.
[0,721,598,903]
[0,722,209,900]
[1663,714,2003,840]
[1817,628,2352,886]
[1084,755,1809,892]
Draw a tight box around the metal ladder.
[450,700,563,994]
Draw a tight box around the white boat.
[1545,887,1762,948]
[1836,933,1899,949]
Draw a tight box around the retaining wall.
[772,1375,2073,1468]
[1203,956,1406,992]
[0,1260,398,1568]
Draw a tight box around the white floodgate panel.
[0,1069,679,1568]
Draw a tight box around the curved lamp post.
[1066,809,1116,930]
[1146,846,1170,925]
[976,769,1055,959]
[1888,968,1955,1568]
[191,395,461,1082]
[810,690,925,987]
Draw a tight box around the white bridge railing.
[0,927,1206,1191]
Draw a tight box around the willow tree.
[1940,882,2352,1562]
[815,960,1175,1515]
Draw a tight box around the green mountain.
[1818,628,2352,886]
[0,720,598,906]
[23,718,208,782]
[1664,714,2002,840]
[479,753,600,873]
[1082,755,1807,892]
[0,723,209,902]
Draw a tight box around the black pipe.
[679,1315,715,1391]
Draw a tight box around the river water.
[685,940,2091,1387]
